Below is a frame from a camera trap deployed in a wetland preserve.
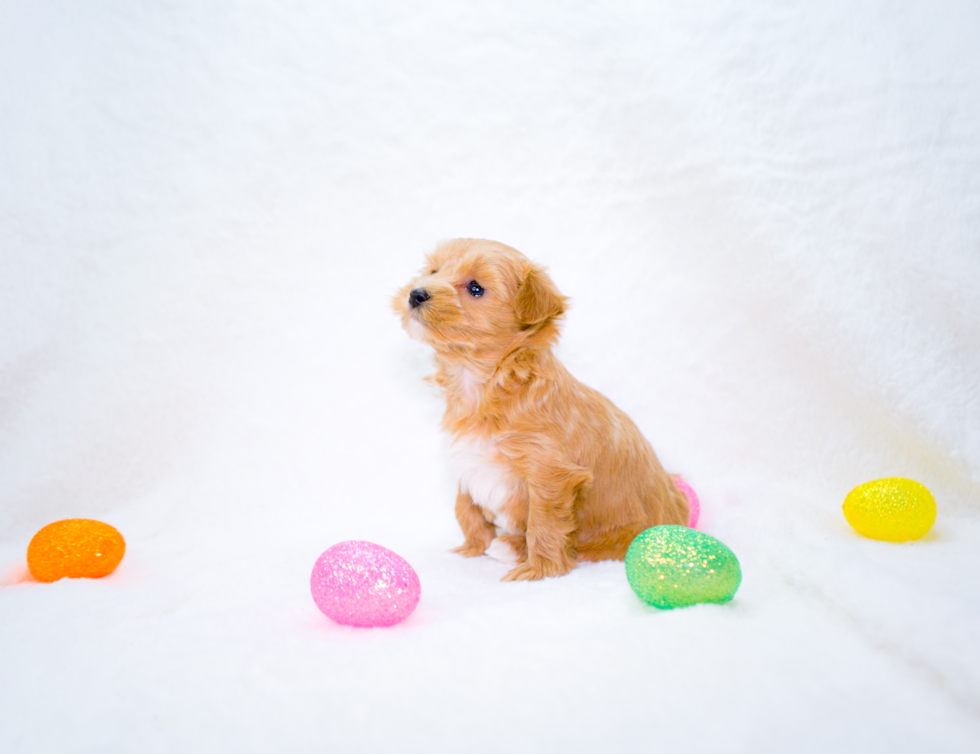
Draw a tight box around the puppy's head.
[394,239,567,357]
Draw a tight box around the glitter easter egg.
[310,541,421,628]
[27,519,126,583]
[673,477,700,529]
[843,477,936,542]
[625,525,740,609]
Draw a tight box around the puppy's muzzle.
[409,288,430,309]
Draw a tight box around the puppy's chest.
[447,435,518,522]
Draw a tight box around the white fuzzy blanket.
[2,1,978,751]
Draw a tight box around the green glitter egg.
[625,525,741,609]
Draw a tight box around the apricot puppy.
[395,239,688,581]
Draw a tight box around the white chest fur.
[447,435,517,532]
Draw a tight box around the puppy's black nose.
[409,288,430,308]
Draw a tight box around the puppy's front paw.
[451,542,488,558]
[501,556,575,582]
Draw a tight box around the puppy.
[395,238,688,581]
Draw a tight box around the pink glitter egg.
[310,541,421,628]
[674,477,701,529]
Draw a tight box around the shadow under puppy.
[395,239,688,581]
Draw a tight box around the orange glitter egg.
[27,519,126,582]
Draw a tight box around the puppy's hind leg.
[451,489,496,557]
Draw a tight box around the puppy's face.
[394,239,566,357]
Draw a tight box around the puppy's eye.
[467,281,485,297]
[430,269,438,275]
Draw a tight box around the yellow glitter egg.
[843,478,936,542]
[27,519,126,582]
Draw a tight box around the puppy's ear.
[515,264,566,326]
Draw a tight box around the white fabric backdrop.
[2,1,979,752]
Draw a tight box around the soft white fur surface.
[1,1,979,751]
